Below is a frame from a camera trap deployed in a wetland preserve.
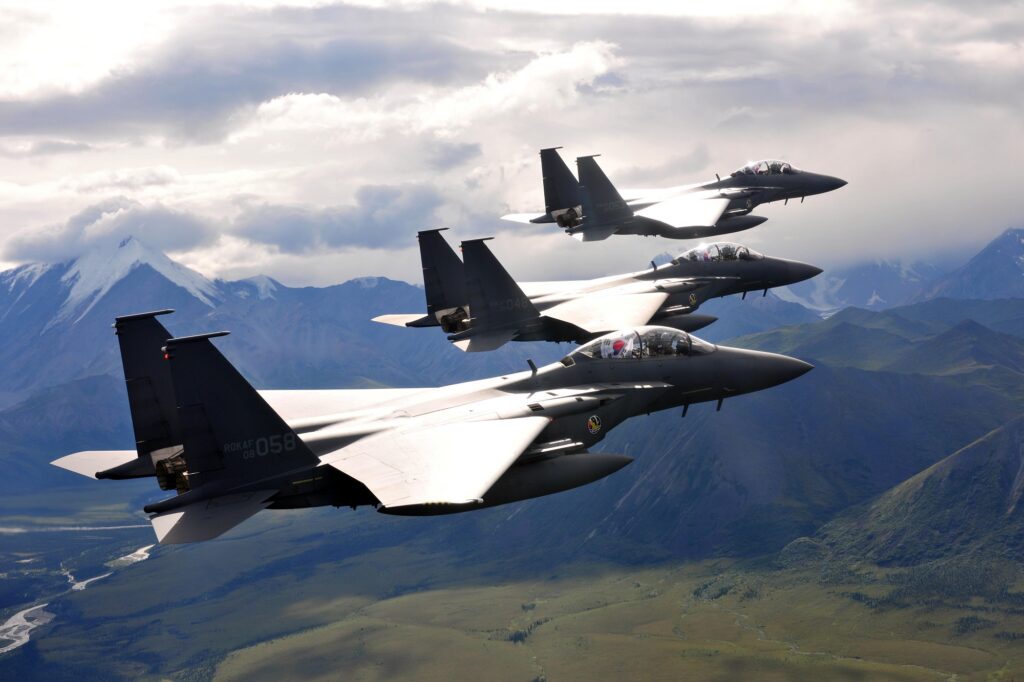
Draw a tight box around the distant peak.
[241,275,279,300]
[52,236,220,325]
[352,276,382,289]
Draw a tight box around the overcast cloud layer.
[0,0,1022,285]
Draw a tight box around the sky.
[0,0,1022,286]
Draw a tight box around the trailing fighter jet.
[502,148,847,241]
[51,310,811,544]
[373,229,822,352]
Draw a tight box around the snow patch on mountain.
[353,277,382,289]
[55,236,220,323]
[242,275,278,300]
[3,263,52,292]
[775,275,848,313]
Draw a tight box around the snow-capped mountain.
[916,228,1024,301]
[0,236,551,408]
[778,259,946,312]
[54,236,221,323]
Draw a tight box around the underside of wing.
[572,223,621,242]
[319,416,551,510]
[150,490,277,544]
[542,291,669,334]
[634,194,730,229]
[452,328,518,352]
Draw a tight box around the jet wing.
[542,292,669,334]
[319,416,550,509]
[150,490,277,544]
[634,193,731,229]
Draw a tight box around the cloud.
[426,141,482,170]
[230,41,621,141]
[233,184,445,252]
[0,139,92,157]
[4,197,217,263]
[616,144,711,185]
[0,2,1023,282]
[65,165,182,192]
[0,4,500,142]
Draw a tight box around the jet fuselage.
[149,327,810,517]
[246,328,812,515]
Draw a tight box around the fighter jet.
[502,148,847,241]
[51,310,811,544]
[373,229,822,352]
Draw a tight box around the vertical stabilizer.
[162,332,319,490]
[576,155,632,240]
[102,310,180,478]
[457,239,539,350]
[540,147,581,216]
[418,229,466,316]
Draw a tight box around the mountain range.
[1,227,1024,678]
[781,227,1024,311]
[0,225,1019,544]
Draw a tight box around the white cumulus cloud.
[231,41,621,142]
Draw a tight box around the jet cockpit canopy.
[731,159,798,176]
[568,326,715,362]
[673,242,763,264]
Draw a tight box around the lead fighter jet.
[52,310,811,544]
[503,148,846,241]
[373,229,822,352]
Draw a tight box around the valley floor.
[213,558,1024,682]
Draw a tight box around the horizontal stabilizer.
[371,313,432,328]
[320,416,550,509]
[634,193,730,229]
[51,450,137,479]
[150,490,276,544]
[500,212,548,224]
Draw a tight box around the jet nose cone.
[778,356,814,382]
[682,314,718,333]
[756,353,814,390]
[823,175,847,192]
[784,261,824,285]
[720,348,814,395]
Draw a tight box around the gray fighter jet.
[373,229,821,352]
[503,148,847,241]
[52,310,811,544]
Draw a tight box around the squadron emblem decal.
[688,292,698,306]
[586,415,602,435]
